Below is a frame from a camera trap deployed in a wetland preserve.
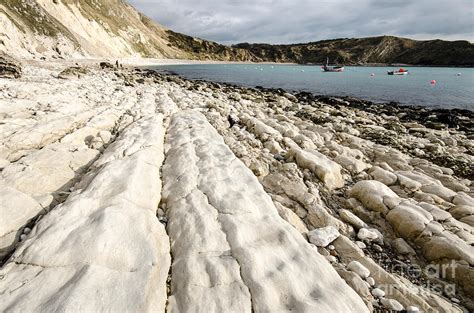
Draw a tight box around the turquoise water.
[151,64,474,110]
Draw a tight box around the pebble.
[357,228,378,242]
[366,277,375,286]
[325,255,337,263]
[23,227,31,234]
[347,260,370,278]
[355,241,366,249]
[308,226,340,247]
[451,297,460,303]
[371,288,385,298]
[406,306,420,312]
[20,234,26,241]
[372,244,383,252]
[328,245,335,251]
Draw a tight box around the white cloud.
[128,0,474,44]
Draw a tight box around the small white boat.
[388,68,409,75]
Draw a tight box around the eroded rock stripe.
[0,116,170,312]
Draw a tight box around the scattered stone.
[340,209,367,229]
[372,244,383,253]
[308,226,341,247]
[406,306,420,312]
[366,277,375,286]
[347,260,371,279]
[357,228,379,242]
[371,288,385,298]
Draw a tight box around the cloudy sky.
[128,0,473,44]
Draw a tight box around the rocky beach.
[0,57,472,312]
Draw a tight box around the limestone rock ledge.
[162,111,368,312]
[0,116,170,312]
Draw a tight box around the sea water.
[151,64,474,110]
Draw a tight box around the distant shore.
[23,57,474,68]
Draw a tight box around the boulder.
[421,184,457,202]
[449,205,474,219]
[369,166,397,186]
[453,192,474,206]
[0,52,21,78]
[350,180,399,213]
[386,204,431,240]
[421,233,474,265]
[288,147,344,190]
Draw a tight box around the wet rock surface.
[0,62,472,312]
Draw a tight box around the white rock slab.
[350,180,399,213]
[162,111,368,313]
[0,116,170,312]
[288,147,344,190]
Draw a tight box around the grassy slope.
[234,36,474,66]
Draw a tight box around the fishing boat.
[388,68,409,75]
[321,58,344,72]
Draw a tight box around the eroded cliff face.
[0,0,258,61]
[0,0,219,59]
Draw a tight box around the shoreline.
[137,67,473,177]
[23,56,474,68]
[0,60,473,312]
[147,67,474,118]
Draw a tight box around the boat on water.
[321,58,344,72]
[388,68,409,75]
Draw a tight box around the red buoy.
[430,79,437,85]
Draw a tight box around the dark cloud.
[128,0,474,44]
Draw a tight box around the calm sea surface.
[150,64,474,111]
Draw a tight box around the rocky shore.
[0,59,473,312]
